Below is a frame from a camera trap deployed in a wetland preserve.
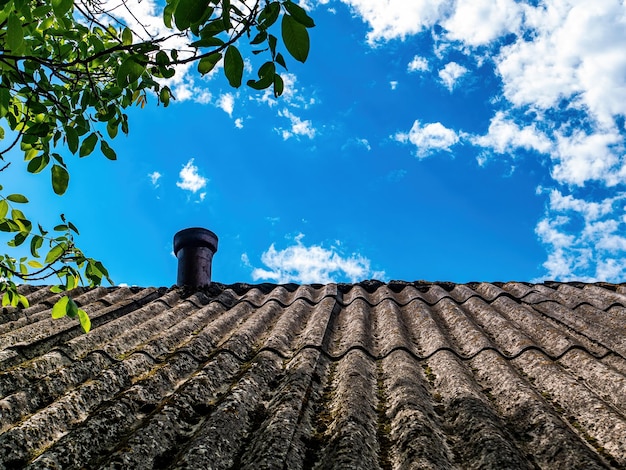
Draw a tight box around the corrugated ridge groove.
[0,287,101,350]
[0,352,157,467]
[32,290,280,468]
[381,349,455,468]
[38,351,230,468]
[3,288,167,365]
[469,349,609,468]
[489,295,610,358]
[0,286,68,331]
[50,288,176,360]
[527,300,626,359]
[327,297,374,357]
[91,290,334,466]
[312,349,379,470]
[0,349,115,434]
[428,349,535,468]
[461,296,557,357]
[512,349,626,467]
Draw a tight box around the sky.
[5,0,626,286]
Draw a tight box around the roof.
[1,281,625,469]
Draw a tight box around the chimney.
[173,227,219,287]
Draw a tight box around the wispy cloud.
[535,188,626,282]
[407,55,429,72]
[217,93,235,117]
[276,108,316,140]
[344,0,626,280]
[246,233,385,284]
[148,171,162,188]
[394,120,460,157]
[176,159,207,194]
[438,62,468,91]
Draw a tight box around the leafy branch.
[0,0,315,333]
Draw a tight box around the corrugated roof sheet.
[1,281,625,469]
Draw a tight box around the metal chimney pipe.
[173,227,218,287]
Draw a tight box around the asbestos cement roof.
[0,281,625,469]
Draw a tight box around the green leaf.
[45,242,65,264]
[78,309,91,333]
[275,52,287,70]
[222,0,231,29]
[30,234,43,257]
[68,221,80,234]
[258,2,280,29]
[51,296,69,319]
[117,56,147,87]
[247,62,275,90]
[0,88,10,119]
[190,37,224,48]
[273,74,284,97]
[6,194,28,203]
[0,220,21,232]
[122,27,133,46]
[198,53,222,75]
[51,0,73,17]
[174,0,207,30]
[65,126,79,154]
[250,31,267,45]
[100,140,117,160]
[17,294,29,309]
[282,15,310,63]
[9,232,27,247]
[28,260,43,269]
[0,200,8,219]
[159,87,171,107]
[6,14,24,54]
[224,46,244,88]
[283,1,315,27]
[51,165,70,195]
[27,155,49,174]
[79,133,98,157]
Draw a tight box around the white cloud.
[472,111,552,156]
[551,128,625,187]
[217,93,235,117]
[148,171,162,188]
[408,55,429,72]
[277,108,316,140]
[395,120,460,157]
[248,234,385,284]
[438,62,468,91]
[442,0,523,46]
[338,0,450,44]
[176,159,207,193]
[341,0,626,281]
[536,189,626,282]
[234,118,244,129]
[390,80,399,90]
[496,0,626,125]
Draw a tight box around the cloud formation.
[176,159,207,194]
[535,189,626,282]
[148,171,162,188]
[276,108,316,140]
[438,62,468,91]
[394,121,460,157]
[341,0,626,281]
[247,234,385,284]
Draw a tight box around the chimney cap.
[173,227,218,256]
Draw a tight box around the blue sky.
[6,0,626,286]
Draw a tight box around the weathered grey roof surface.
[1,281,626,469]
